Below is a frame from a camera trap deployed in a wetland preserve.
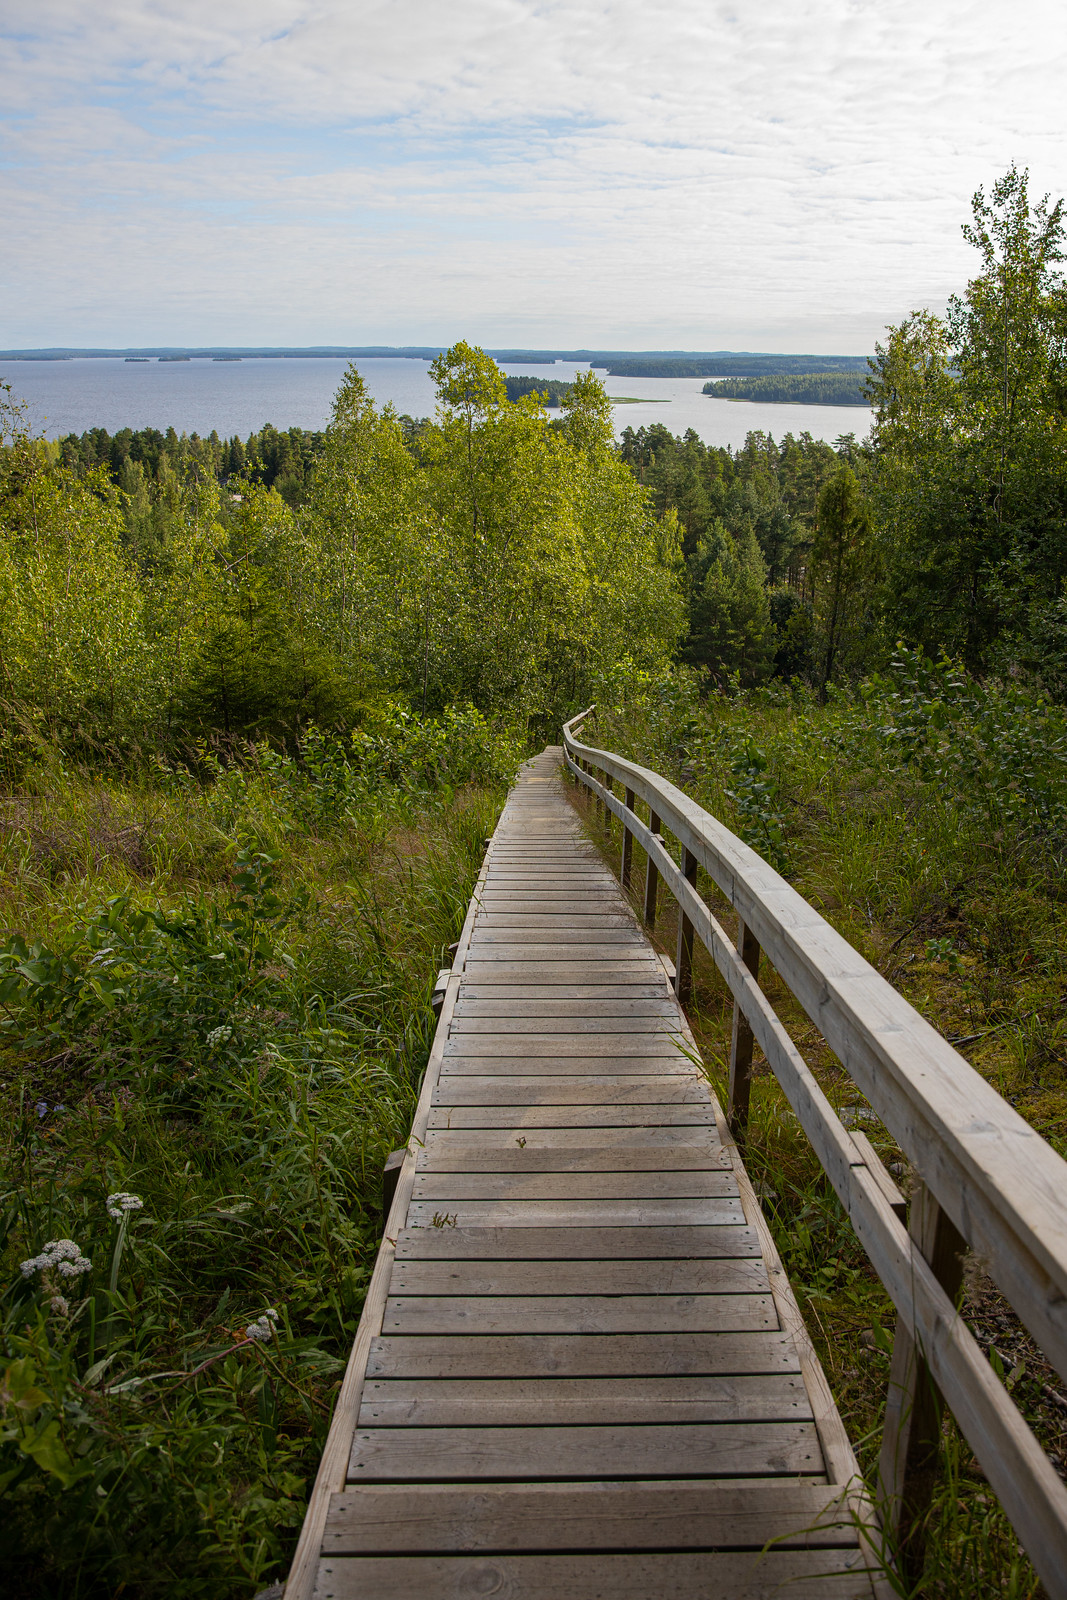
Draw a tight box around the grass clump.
[0,719,513,1598]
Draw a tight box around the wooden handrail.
[563,707,1067,1597]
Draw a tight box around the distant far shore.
[2,345,871,380]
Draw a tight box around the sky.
[2,0,1064,353]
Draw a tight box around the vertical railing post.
[877,1183,967,1574]
[675,847,698,1005]
[643,810,661,929]
[602,773,613,834]
[620,787,635,890]
[727,918,761,1139]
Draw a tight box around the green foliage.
[301,348,683,732]
[868,166,1067,673]
[2,351,683,753]
[811,463,876,697]
[503,375,572,407]
[683,522,773,686]
[58,422,326,508]
[0,735,505,1597]
[704,373,869,405]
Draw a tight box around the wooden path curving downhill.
[287,749,883,1600]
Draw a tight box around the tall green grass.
[0,725,512,1597]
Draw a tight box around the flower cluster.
[106,1192,144,1223]
[245,1308,280,1342]
[21,1239,92,1280]
[206,1025,233,1050]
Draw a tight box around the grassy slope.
[588,663,1067,1597]
[0,753,504,1597]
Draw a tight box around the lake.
[1,355,872,452]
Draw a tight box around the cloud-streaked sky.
[3,1,1064,351]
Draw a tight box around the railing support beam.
[675,847,698,1004]
[643,810,661,930]
[878,1182,967,1573]
[727,918,762,1139]
[620,787,635,890]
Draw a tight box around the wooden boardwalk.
[291,749,881,1599]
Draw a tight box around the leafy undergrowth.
[583,652,1067,1597]
[0,717,512,1598]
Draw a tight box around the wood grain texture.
[389,1258,768,1296]
[415,1144,732,1172]
[321,1479,859,1553]
[426,1105,718,1128]
[348,1421,822,1480]
[366,1330,802,1379]
[405,1198,745,1227]
[395,1224,759,1259]
[410,1170,737,1199]
[381,1292,778,1335]
[314,1551,874,1598]
[357,1373,810,1427]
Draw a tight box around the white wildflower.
[245,1308,280,1342]
[21,1239,92,1280]
[206,1025,232,1050]
[50,1294,70,1316]
[106,1192,144,1223]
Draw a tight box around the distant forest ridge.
[705,373,870,406]
[2,344,870,378]
[608,355,870,378]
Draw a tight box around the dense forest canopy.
[607,355,869,378]
[0,344,682,758]
[704,373,869,405]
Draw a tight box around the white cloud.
[2,0,1065,346]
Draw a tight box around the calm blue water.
[1,356,872,452]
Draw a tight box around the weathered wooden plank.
[411,1171,738,1200]
[440,1056,694,1076]
[382,1293,777,1336]
[395,1224,758,1259]
[470,930,638,947]
[405,1197,742,1228]
[471,917,636,935]
[367,1330,800,1379]
[449,1016,679,1033]
[358,1373,810,1427]
[422,1125,723,1150]
[456,986,674,1002]
[442,1036,687,1057]
[432,1081,706,1106]
[321,1479,859,1555]
[454,998,678,1017]
[462,944,654,961]
[390,1258,767,1296]
[349,1421,820,1480]
[461,962,661,982]
[427,1106,717,1128]
[314,1550,874,1598]
[416,1144,733,1172]
[477,892,624,905]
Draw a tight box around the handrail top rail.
[562,709,1067,1381]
